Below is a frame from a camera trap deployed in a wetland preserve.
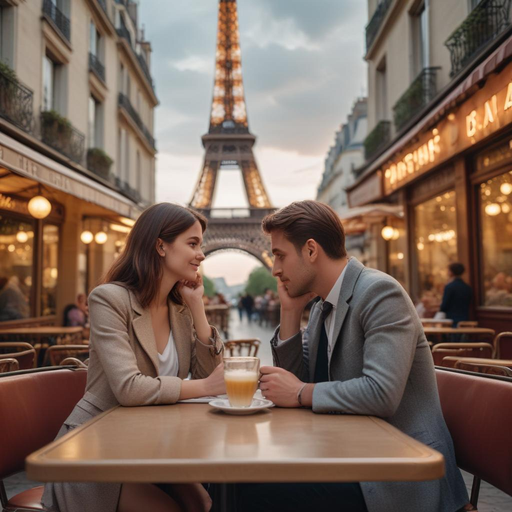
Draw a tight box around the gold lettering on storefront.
[466,81,512,138]
[384,130,441,191]
[0,193,15,210]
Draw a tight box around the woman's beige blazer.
[42,282,224,512]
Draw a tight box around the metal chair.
[60,357,88,368]
[42,345,89,367]
[493,331,512,359]
[454,361,512,377]
[457,321,478,328]
[0,342,36,369]
[431,343,494,367]
[224,339,261,357]
[0,358,19,373]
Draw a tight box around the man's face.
[270,230,315,297]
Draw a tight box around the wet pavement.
[5,310,512,509]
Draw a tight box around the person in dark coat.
[440,262,472,327]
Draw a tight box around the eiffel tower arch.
[189,0,274,270]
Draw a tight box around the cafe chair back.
[431,343,494,367]
[224,339,261,357]
[42,344,89,367]
[0,359,19,374]
[457,321,478,328]
[0,367,87,511]
[436,367,512,510]
[59,357,88,368]
[0,342,36,370]
[493,332,512,359]
[454,361,512,377]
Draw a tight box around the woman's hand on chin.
[178,273,205,308]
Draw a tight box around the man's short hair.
[262,200,347,259]
[448,262,465,276]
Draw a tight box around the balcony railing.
[115,176,141,203]
[393,67,440,132]
[40,112,85,164]
[42,0,71,43]
[118,93,156,149]
[364,120,391,161]
[365,0,393,52]
[137,53,154,89]
[116,14,132,46]
[0,66,34,133]
[89,52,106,82]
[445,0,512,77]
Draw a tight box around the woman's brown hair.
[103,203,207,307]
[262,200,346,259]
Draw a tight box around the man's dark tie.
[314,301,333,383]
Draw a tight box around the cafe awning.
[339,204,403,235]
[0,131,141,219]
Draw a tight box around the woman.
[42,203,225,512]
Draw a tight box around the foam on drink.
[224,369,258,407]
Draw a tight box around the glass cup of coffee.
[223,357,260,407]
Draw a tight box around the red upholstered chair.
[436,367,512,510]
[493,332,512,360]
[0,367,87,511]
[431,343,494,367]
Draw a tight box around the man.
[439,263,472,327]
[239,201,468,512]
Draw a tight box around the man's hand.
[259,366,304,407]
[277,279,316,313]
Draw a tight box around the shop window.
[386,219,407,288]
[0,216,34,322]
[41,224,59,317]
[479,171,512,308]
[414,191,457,313]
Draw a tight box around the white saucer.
[209,398,274,415]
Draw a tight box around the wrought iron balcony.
[364,120,391,161]
[118,93,156,149]
[365,0,393,52]
[116,14,132,46]
[0,66,34,133]
[137,54,154,88]
[42,0,71,43]
[40,111,85,164]
[89,52,106,82]
[393,67,440,132]
[115,176,141,203]
[445,0,512,77]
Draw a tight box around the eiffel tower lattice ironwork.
[189,0,274,269]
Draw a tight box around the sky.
[138,0,368,285]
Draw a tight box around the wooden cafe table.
[26,404,445,511]
[423,326,495,344]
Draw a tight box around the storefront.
[347,43,512,332]
[0,132,140,326]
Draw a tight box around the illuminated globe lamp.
[484,203,501,216]
[28,195,52,219]
[95,231,108,244]
[381,226,395,241]
[500,182,512,195]
[80,230,94,244]
[16,231,29,243]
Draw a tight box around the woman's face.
[160,221,205,281]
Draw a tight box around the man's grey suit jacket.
[272,258,468,512]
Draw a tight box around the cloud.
[139,0,367,205]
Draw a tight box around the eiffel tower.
[189,0,274,269]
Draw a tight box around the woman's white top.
[158,329,179,377]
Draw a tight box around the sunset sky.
[139,0,367,285]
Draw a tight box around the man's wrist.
[300,384,315,408]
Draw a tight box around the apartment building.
[0,0,157,325]
[347,0,512,331]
